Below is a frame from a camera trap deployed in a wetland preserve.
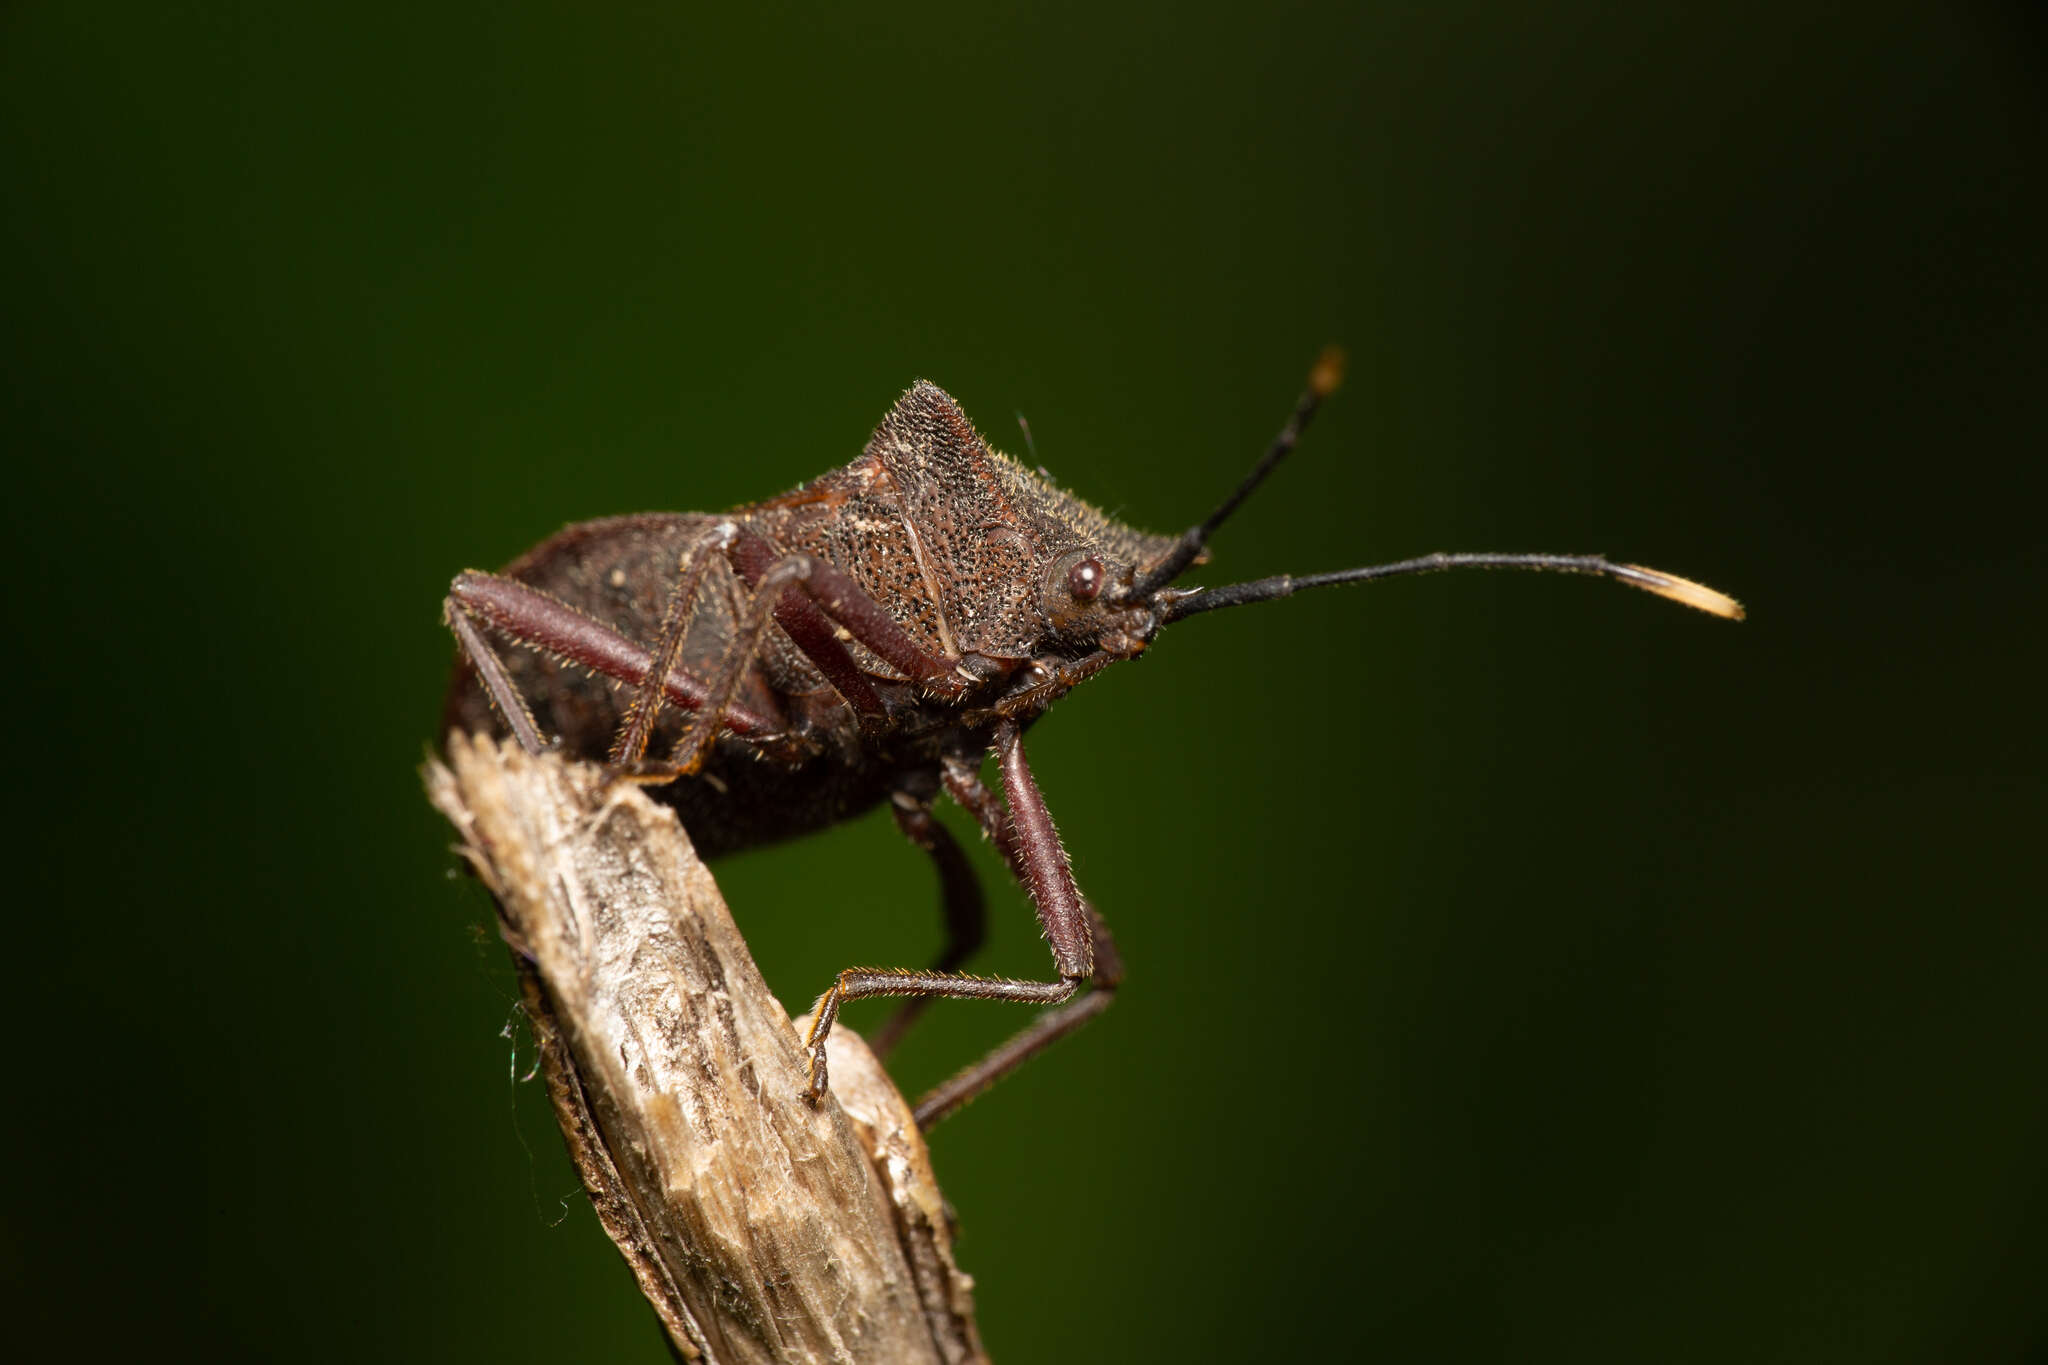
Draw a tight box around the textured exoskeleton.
[442,363,1741,1127]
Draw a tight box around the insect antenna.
[1159,553,1744,623]
[1125,346,1347,601]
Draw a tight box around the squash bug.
[441,350,1741,1128]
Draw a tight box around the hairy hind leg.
[443,570,788,752]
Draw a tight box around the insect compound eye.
[1066,556,1105,603]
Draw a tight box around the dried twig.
[425,734,986,1364]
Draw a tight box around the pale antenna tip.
[1309,345,1347,399]
[1622,564,1746,620]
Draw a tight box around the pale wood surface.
[426,734,986,1364]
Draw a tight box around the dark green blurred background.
[5,3,2043,1360]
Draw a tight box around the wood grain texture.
[426,734,986,1364]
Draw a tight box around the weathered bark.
[425,733,986,1364]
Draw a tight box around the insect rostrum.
[441,352,1741,1130]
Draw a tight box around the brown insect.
[441,350,1741,1129]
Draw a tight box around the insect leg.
[646,554,824,776]
[865,788,989,1059]
[726,526,969,698]
[653,530,973,777]
[912,907,1121,1131]
[444,595,547,754]
[606,523,734,767]
[907,743,1125,1129]
[444,571,787,742]
[795,720,1103,1114]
